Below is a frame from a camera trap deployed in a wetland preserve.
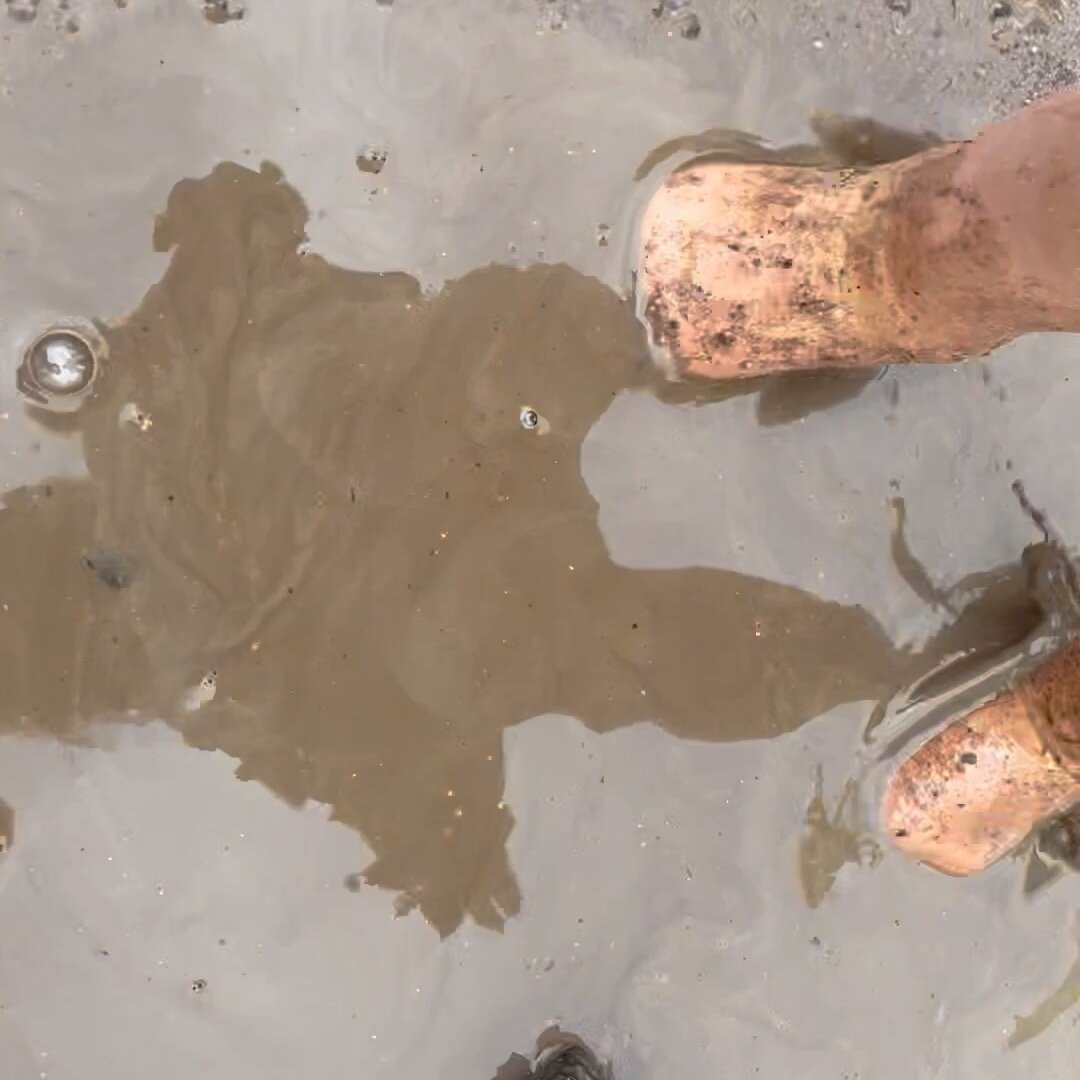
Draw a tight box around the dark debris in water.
[81,547,135,590]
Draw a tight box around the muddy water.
[1,1,1080,1078]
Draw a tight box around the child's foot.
[882,639,1080,875]
[638,161,898,379]
[637,91,1080,380]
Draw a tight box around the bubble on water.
[183,671,218,712]
[34,336,92,391]
[20,332,95,393]
[17,326,102,409]
[118,402,153,432]
[520,406,550,434]
[356,146,389,175]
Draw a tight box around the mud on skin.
[2,162,1076,936]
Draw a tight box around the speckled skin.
[637,90,1080,380]
[882,639,1080,875]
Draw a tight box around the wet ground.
[1,0,1079,1076]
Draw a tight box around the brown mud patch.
[0,161,1065,935]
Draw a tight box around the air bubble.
[118,402,153,432]
[17,325,103,410]
[356,147,389,175]
[183,671,218,711]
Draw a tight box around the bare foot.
[638,162,897,379]
[882,639,1080,875]
[638,90,1080,380]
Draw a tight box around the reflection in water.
[1024,803,1080,894]
[1009,933,1080,1048]
[865,489,1050,753]
[0,797,12,854]
[492,1026,612,1080]
[797,765,880,908]
[0,163,1053,935]
[631,110,940,184]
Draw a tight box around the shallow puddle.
[1,1,1079,1077]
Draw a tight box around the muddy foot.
[638,94,1080,381]
[638,162,898,379]
[882,639,1080,875]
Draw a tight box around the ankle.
[866,145,1049,362]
